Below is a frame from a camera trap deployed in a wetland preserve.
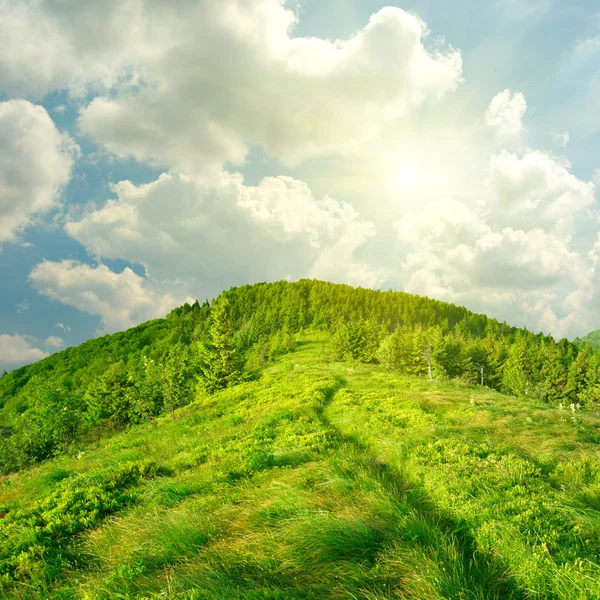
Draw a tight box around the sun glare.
[396,165,419,188]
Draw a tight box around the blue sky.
[1,0,599,371]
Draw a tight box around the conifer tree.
[535,340,565,402]
[198,299,243,393]
[160,343,191,419]
[502,335,530,396]
[565,345,591,403]
[377,328,408,371]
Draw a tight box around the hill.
[1,279,599,475]
[1,332,600,599]
[1,280,600,598]
[576,329,600,351]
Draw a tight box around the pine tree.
[84,361,133,425]
[160,343,191,419]
[535,340,566,402]
[565,346,590,403]
[502,336,530,397]
[377,329,408,371]
[198,299,243,394]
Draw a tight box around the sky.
[1,0,600,372]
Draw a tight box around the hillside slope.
[2,280,599,478]
[1,332,600,599]
[576,330,600,351]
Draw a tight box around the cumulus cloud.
[44,336,64,348]
[0,333,48,370]
[483,150,595,234]
[4,0,599,344]
[397,198,582,289]
[485,89,527,141]
[77,2,462,169]
[0,0,145,98]
[29,260,192,334]
[394,186,594,337]
[0,100,78,245]
[62,170,381,303]
[55,322,71,333]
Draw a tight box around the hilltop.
[0,280,599,598]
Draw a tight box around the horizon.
[1,0,600,371]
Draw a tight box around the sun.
[396,165,419,188]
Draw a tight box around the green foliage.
[0,280,598,478]
[0,460,161,591]
[330,319,383,363]
[1,334,600,599]
[575,329,600,351]
[0,386,81,472]
[160,343,195,418]
[85,361,135,424]
[197,299,243,394]
[502,335,530,396]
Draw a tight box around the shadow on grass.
[315,380,526,600]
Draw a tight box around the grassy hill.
[1,332,600,599]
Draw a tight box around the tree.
[502,336,530,396]
[198,299,243,393]
[84,361,133,425]
[20,386,81,461]
[268,326,296,361]
[159,343,191,419]
[564,346,591,403]
[131,355,165,421]
[534,340,566,403]
[377,328,410,371]
[434,336,462,379]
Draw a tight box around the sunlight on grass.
[0,333,599,598]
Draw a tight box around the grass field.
[1,333,600,599]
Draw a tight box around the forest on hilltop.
[576,329,600,351]
[0,279,598,475]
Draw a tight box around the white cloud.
[3,0,599,344]
[0,0,145,98]
[397,198,582,290]
[483,150,595,234]
[29,260,192,334]
[0,100,78,245]
[55,322,71,333]
[485,89,527,141]
[551,131,570,146]
[44,336,64,348]
[63,170,380,303]
[77,2,462,169]
[394,195,591,338]
[0,333,48,369]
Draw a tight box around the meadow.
[1,332,599,599]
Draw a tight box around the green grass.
[1,333,599,599]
